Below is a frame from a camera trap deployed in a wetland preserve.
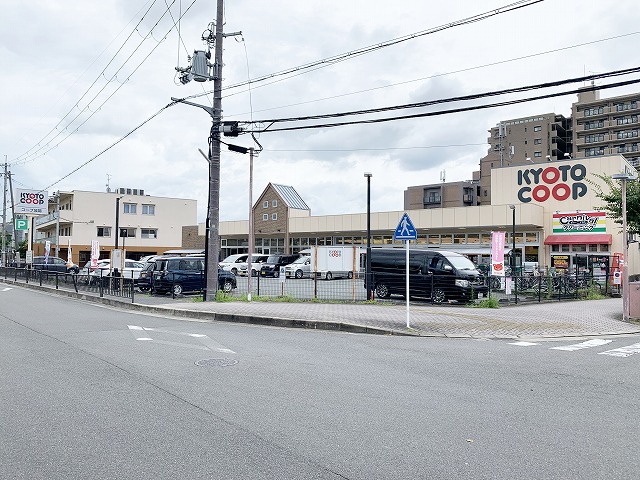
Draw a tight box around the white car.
[219,254,249,274]
[284,256,313,279]
[234,254,270,276]
[88,259,145,283]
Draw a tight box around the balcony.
[423,195,441,205]
[34,211,58,227]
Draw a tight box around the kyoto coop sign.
[517,163,587,203]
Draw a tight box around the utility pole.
[55,191,60,257]
[173,0,236,300]
[2,159,7,266]
[7,168,19,253]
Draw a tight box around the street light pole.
[612,172,637,321]
[509,204,517,304]
[365,172,372,300]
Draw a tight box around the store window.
[561,245,570,252]
[467,234,480,244]
[589,244,598,252]
[440,235,452,244]
[600,244,609,252]
[453,234,465,244]
[573,244,587,252]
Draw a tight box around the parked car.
[135,261,157,292]
[88,259,145,285]
[369,248,488,303]
[153,256,236,295]
[284,256,313,279]
[32,256,79,273]
[226,253,269,276]
[219,254,249,273]
[260,254,300,278]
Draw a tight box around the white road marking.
[550,339,612,351]
[509,341,539,346]
[598,342,640,358]
[2,287,12,292]
[127,325,236,353]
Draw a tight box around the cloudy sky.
[2,0,640,223]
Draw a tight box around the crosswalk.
[508,338,640,358]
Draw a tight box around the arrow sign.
[393,212,417,241]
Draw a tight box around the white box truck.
[311,246,365,280]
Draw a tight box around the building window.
[584,120,605,130]
[585,147,605,157]
[585,133,605,143]
[141,229,157,239]
[263,201,268,208]
[534,152,542,157]
[262,214,268,221]
[272,213,278,220]
[272,200,278,207]
[123,203,137,214]
[142,204,155,215]
[97,227,111,237]
[617,130,639,139]
[120,227,136,238]
[616,115,638,125]
[534,138,542,145]
[533,126,542,132]
[584,106,604,116]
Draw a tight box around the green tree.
[590,173,640,235]
[17,239,28,257]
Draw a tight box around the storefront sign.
[552,211,606,233]
[517,164,588,203]
[15,189,49,215]
[552,255,569,270]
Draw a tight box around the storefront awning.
[544,234,612,245]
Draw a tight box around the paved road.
[2,286,640,479]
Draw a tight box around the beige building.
[34,189,197,265]
[571,89,640,168]
[404,180,478,210]
[214,156,637,277]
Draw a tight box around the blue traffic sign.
[394,213,417,240]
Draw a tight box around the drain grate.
[194,358,238,367]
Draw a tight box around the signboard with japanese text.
[552,211,606,234]
[15,189,48,215]
[491,231,506,277]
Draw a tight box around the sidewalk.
[7,278,640,339]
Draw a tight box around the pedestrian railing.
[0,265,615,305]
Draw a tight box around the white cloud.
[2,0,640,223]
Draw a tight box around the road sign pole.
[406,240,410,329]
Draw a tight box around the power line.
[182,0,545,101]
[246,76,640,134]
[222,30,640,119]
[14,0,202,165]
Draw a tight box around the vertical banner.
[491,231,506,277]
[67,239,73,268]
[45,240,51,262]
[91,240,100,271]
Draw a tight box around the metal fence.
[0,266,617,305]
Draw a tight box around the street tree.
[590,173,640,235]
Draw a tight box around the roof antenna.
[106,173,112,192]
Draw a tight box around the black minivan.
[152,256,236,295]
[259,254,300,278]
[368,248,487,303]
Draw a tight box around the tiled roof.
[271,184,309,211]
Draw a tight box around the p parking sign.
[15,218,28,231]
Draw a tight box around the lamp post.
[509,204,517,304]
[612,172,637,321]
[364,172,372,300]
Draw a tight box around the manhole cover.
[194,358,238,367]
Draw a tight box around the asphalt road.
[1,285,639,479]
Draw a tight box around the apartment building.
[476,113,572,205]
[34,189,197,265]
[572,89,640,169]
[404,179,479,210]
